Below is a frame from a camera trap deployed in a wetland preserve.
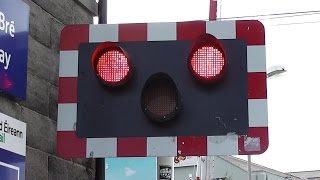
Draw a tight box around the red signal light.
[188,34,227,83]
[92,42,132,87]
[96,50,130,83]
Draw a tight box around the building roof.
[289,170,320,179]
[217,156,301,179]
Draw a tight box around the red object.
[188,34,226,83]
[177,136,207,156]
[58,77,77,103]
[60,25,89,51]
[57,131,86,158]
[190,46,225,79]
[96,50,130,84]
[91,42,133,87]
[177,21,206,40]
[117,137,147,157]
[248,72,267,99]
[236,20,265,45]
[209,0,217,20]
[119,23,147,42]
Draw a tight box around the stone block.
[48,156,68,180]
[21,107,56,154]
[27,0,51,47]
[72,158,95,170]
[49,85,58,121]
[50,18,64,52]
[28,36,59,86]
[21,73,49,116]
[73,4,93,24]
[32,0,74,25]
[0,95,21,119]
[75,0,98,15]
[26,146,49,180]
[49,156,95,180]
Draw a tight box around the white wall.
[213,157,293,180]
[175,166,197,180]
[213,157,248,180]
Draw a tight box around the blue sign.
[0,148,25,180]
[0,0,29,100]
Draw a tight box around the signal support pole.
[248,155,252,180]
[98,0,107,24]
[96,1,107,180]
[209,0,217,20]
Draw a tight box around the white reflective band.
[248,99,268,127]
[206,21,236,39]
[57,103,77,131]
[147,137,177,156]
[207,134,239,155]
[59,51,78,77]
[89,24,119,43]
[247,45,267,72]
[147,22,177,41]
[86,138,117,158]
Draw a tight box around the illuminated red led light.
[190,46,225,79]
[91,42,132,87]
[96,50,130,83]
[188,34,227,83]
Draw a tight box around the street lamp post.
[267,65,287,78]
[247,65,287,180]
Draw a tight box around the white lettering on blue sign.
[0,10,14,70]
[0,11,15,38]
[0,49,11,70]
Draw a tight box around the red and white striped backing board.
[57,20,268,158]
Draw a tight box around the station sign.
[0,0,30,100]
[0,112,26,180]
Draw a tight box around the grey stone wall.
[0,0,98,179]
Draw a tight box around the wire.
[214,0,320,27]
[215,1,320,26]
[217,10,320,20]
[258,12,320,21]
[212,9,320,26]
[272,21,320,26]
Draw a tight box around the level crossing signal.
[57,20,269,158]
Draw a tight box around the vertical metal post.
[98,0,107,24]
[209,0,217,20]
[96,158,105,180]
[195,156,200,180]
[248,155,252,180]
[96,0,107,179]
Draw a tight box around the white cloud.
[124,167,136,177]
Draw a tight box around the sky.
[105,157,157,179]
[221,0,320,173]
[98,0,320,173]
